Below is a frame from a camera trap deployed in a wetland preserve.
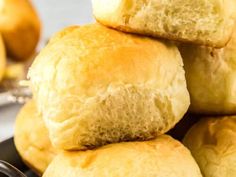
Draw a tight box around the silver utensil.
[0,79,31,107]
[0,160,27,177]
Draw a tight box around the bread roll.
[28,23,190,150]
[183,116,236,177]
[0,34,6,81]
[92,0,236,48]
[14,100,56,175]
[179,28,236,114]
[43,135,202,177]
[0,0,41,60]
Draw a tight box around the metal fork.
[0,79,32,107]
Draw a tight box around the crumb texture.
[92,0,236,47]
[28,24,190,150]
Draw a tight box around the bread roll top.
[28,23,189,150]
[43,135,202,177]
[183,116,236,177]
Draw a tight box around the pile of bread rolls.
[14,1,236,177]
[0,0,40,82]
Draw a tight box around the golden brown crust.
[183,116,236,177]
[14,100,56,175]
[0,0,41,60]
[43,135,202,177]
[28,23,190,150]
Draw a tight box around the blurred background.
[32,0,93,46]
[0,0,93,142]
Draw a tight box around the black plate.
[0,138,38,177]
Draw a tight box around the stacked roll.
[14,0,236,177]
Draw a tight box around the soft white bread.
[179,28,236,114]
[28,23,190,150]
[0,0,41,60]
[0,34,6,81]
[92,0,236,48]
[183,116,236,177]
[14,100,56,175]
[43,135,202,177]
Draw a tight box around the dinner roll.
[92,0,236,47]
[179,28,236,114]
[0,0,41,60]
[43,135,202,177]
[183,116,236,177]
[28,23,190,150]
[14,100,56,175]
[0,34,6,81]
